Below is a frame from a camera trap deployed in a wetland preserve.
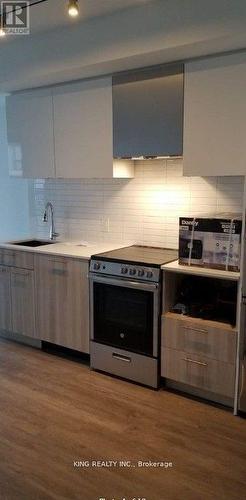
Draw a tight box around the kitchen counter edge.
[0,241,127,261]
[162,259,240,281]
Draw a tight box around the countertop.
[0,239,127,261]
[162,259,240,281]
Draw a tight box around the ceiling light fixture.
[68,0,79,17]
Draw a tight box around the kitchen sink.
[10,239,56,248]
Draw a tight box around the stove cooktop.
[91,245,178,268]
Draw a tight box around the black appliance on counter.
[89,245,177,388]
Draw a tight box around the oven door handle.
[89,274,159,291]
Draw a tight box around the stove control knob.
[146,270,153,279]
[129,268,136,276]
[138,269,145,277]
[121,267,128,274]
[94,262,101,271]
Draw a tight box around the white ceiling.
[27,0,152,34]
[1,0,246,92]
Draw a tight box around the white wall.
[29,160,244,249]
[2,0,246,91]
[0,96,30,241]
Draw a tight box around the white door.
[6,89,55,178]
[53,78,113,178]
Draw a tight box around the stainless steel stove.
[89,245,177,388]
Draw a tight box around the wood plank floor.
[0,338,246,500]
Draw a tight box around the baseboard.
[0,330,42,349]
[163,378,234,408]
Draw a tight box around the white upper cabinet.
[5,77,134,179]
[183,52,246,176]
[53,78,114,178]
[6,89,55,178]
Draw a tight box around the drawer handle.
[112,353,131,363]
[51,269,67,276]
[182,357,207,367]
[183,326,208,335]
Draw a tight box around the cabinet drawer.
[162,313,237,364]
[0,249,34,269]
[162,347,235,398]
[90,341,158,388]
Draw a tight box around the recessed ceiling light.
[68,0,79,17]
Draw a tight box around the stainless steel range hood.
[113,64,184,160]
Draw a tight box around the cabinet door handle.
[0,268,8,273]
[112,353,131,363]
[12,270,30,277]
[182,357,207,367]
[182,326,208,335]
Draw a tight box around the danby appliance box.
[179,214,242,271]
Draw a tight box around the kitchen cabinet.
[161,268,239,405]
[162,313,237,364]
[161,313,237,402]
[0,266,12,332]
[53,78,114,178]
[5,78,134,179]
[0,248,90,352]
[0,249,34,269]
[0,250,36,338]
[113,64,184,158]
[6,89,55,178]
[162,346,235,399]
[183,52,246,176]
[35,255,89,353]
[11,269,35,338]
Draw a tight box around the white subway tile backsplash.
[29,159,244,249]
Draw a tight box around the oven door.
[90,274,160,357]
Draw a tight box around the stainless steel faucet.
[42,202,59,241]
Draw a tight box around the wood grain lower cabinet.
[11,268,35,338]
[162,347,235,398]
[0,266,12,332]
[162,313,237,364]
[35,255,89,353]
[161,313,237,400]
[0,249,34,269]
